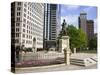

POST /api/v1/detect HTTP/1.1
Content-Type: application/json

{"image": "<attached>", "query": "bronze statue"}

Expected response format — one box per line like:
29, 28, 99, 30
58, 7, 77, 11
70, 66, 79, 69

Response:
61, 19, 67, 36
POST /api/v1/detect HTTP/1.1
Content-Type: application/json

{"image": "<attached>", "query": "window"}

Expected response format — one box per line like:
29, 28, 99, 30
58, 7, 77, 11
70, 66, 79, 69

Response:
23, 34, 25, 38
16, 33, 19, 37
23, 24, 25, 27
16, 23, 20, 26
24, 13, 26, 17
27, 35, 28, 38
24, 3, 27, 7
27, 16, 29, 19
15, 39, 19, 43
22, 40, 25, 43
27, 25, 28, 29
23, 29, 25, 32
17, 2, 21, 6
24, 8, 27, 12
17, 7, 21, 11
16, 28, 19, 32
28, 11, 29, 14
30, 13, 31, 16
17, 12, 20, 16
17, 17, 20, 21
28, 7, 29, 10
23, 18, 26, 23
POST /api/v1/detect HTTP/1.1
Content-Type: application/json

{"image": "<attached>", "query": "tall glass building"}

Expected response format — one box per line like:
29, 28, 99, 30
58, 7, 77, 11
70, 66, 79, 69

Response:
78, 12, 94, 40
78, 12, 87, 33
43, 4, 61, 49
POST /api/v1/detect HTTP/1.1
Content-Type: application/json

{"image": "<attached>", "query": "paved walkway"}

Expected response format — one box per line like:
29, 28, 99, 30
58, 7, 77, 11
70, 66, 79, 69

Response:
15, 64, 97, 73
15, 53, 97, 74
71, 53, 97, 59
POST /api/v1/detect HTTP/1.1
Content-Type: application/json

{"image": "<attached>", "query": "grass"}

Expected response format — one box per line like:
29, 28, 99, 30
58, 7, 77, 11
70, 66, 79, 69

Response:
77, 50, 97, 54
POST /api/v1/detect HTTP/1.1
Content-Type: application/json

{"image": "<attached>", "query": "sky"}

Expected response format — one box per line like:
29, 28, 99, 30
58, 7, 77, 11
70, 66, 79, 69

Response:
61, 5, 97, 33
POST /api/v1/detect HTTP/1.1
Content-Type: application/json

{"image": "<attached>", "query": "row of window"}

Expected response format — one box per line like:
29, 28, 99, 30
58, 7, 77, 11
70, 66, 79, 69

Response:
37, 41, 43, 45
24, 39, 40, 44
17, 2, 21, 6
12, 39, 19, 43
22, 17, 43, 31
12, 39, 32, 44
12, 37, 43, 45
26, 40, 32, 44
16, 3, 43, 18
15, 26, 42, 37
15, 33, 32, 39
23, 15, 42, 26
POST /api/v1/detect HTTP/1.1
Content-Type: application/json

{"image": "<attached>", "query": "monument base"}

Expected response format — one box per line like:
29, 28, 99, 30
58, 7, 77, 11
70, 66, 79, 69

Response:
58, 36, 70, 53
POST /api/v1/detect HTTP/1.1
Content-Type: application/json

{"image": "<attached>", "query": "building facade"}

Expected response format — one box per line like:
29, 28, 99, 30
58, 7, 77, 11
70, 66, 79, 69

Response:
43, 4, 61, 49
87, 20, 94, 40
11, 2, 44, 52
78, 12, 87, 33
78, 12, 94, 40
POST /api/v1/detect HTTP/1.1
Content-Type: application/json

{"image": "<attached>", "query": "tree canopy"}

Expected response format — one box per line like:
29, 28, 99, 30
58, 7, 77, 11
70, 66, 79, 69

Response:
89, 34, 97, 50
59, 25, 88, 49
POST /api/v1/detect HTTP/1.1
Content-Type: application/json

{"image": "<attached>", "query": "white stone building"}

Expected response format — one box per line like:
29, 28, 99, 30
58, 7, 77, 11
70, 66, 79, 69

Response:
11, 2, 44, 52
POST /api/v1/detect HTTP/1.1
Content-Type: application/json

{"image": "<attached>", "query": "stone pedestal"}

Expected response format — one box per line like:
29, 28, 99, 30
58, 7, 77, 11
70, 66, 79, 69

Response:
58, 36, 70, 53
64, 48, 70, 65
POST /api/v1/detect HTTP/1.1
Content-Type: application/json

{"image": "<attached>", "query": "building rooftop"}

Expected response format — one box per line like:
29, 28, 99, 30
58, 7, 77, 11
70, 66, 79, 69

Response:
80, 11, 87, 15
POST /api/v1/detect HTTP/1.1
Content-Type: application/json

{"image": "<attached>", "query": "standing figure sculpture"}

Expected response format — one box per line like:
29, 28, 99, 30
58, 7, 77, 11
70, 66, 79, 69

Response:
61, 19, 68, 36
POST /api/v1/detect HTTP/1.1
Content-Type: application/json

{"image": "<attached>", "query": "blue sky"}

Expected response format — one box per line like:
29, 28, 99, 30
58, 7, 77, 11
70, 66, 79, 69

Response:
61, 5, 97, 33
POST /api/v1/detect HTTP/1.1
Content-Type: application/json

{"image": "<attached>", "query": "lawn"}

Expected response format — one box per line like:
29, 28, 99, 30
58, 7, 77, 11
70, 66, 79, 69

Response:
77, 50, 97, 54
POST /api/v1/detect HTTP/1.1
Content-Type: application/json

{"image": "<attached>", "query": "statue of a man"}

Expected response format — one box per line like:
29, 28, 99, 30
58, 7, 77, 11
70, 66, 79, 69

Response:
61, 19, 67, 35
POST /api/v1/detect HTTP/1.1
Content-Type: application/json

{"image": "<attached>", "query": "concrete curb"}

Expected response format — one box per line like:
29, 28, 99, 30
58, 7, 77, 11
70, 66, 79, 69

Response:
15, 64, 66, 70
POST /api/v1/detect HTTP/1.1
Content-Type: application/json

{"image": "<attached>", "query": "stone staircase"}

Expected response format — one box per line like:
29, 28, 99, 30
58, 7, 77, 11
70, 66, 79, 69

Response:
55, 55, 97, 67
70, 58, 85, 66
70, 56, 97, 66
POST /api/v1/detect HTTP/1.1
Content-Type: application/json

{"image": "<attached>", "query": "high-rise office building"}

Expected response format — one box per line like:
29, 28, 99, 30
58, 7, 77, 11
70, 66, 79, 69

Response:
78, 12, 94, 40
87, 20, 94, 40
11, 2, 44, 52
78, 12, 87, 33
43, 4, 61, 49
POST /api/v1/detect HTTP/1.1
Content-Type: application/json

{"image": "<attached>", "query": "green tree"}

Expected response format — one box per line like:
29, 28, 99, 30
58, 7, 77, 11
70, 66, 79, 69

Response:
78, 29, 88, 49
89, 34, 97, 50
59, 25, 88, 50
67, 25, 79, 49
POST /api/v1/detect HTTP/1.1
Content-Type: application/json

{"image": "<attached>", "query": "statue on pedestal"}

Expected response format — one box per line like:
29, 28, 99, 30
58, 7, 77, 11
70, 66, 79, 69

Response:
61, 19, 68, 36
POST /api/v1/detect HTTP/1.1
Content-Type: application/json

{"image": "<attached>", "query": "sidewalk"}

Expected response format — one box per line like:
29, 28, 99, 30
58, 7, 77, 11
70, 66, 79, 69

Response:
15, 53, 97, 73
15, 63, 97, 73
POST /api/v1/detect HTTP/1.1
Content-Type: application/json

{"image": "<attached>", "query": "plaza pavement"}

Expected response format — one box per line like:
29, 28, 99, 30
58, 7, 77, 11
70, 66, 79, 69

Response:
15, 64, 97, 73
15, 53, 97, 74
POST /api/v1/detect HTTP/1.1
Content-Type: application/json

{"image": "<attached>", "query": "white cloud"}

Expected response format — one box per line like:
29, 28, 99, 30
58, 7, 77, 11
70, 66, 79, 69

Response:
66, 5, 80, 10
61, 15, 79, 28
